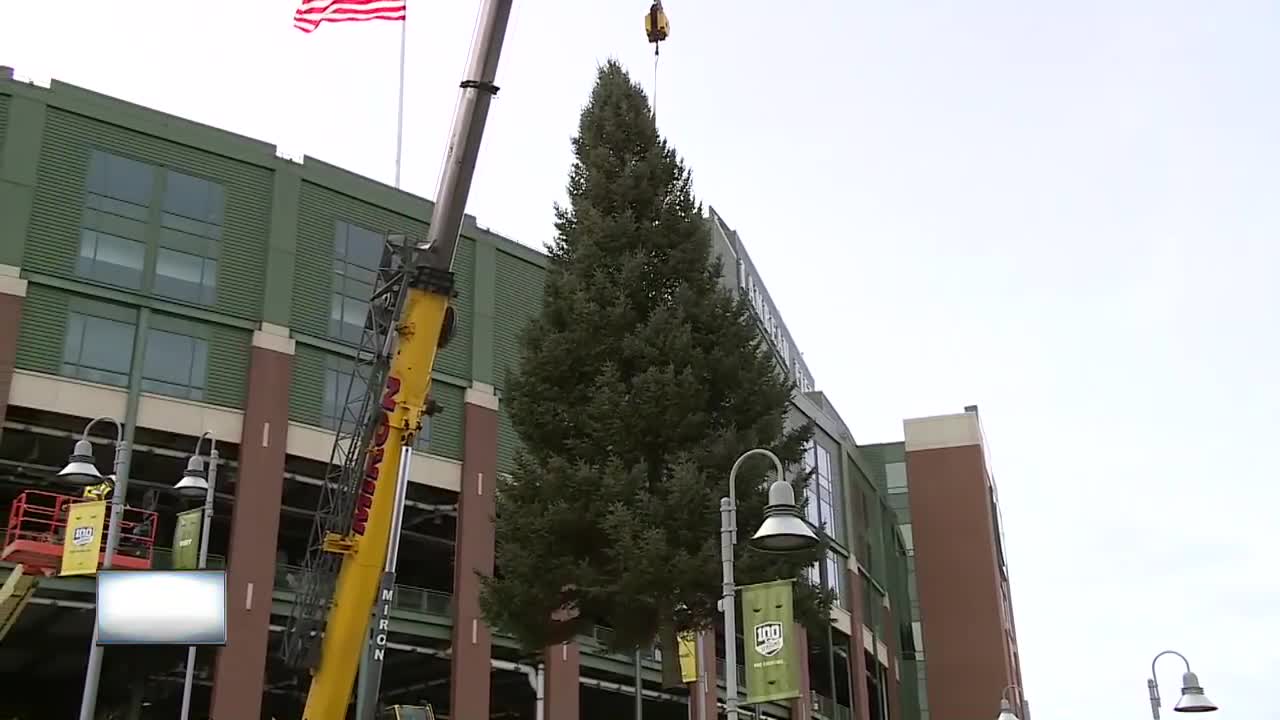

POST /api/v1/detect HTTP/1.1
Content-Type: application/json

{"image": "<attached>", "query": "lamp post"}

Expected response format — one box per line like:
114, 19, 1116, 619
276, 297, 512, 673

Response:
174, 431, 219, 720
994, 684, 1026, 720
1148, 650, 1218, 718
723, 448, 820, 720
56, 416, 130, 720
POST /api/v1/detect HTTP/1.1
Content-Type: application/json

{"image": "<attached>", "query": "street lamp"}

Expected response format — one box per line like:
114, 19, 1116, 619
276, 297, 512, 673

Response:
1149, 650, 1218, 718
722, 448, 820, 720
55, 416, 130, 720
994, 684, 1026, 720
175, 431, 219, 720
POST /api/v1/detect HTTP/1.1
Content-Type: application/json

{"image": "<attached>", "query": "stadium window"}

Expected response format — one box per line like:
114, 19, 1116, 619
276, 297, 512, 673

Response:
156, 169, 223, 305
331, 221, 384, 344
141, 327, 209, 401
62, 311, 137, 387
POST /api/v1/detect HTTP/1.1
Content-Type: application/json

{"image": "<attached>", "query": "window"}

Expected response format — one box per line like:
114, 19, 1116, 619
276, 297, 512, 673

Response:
803, 439, 843, 539
156, 169, 222, 305
141, 328, 208, 400
323, 355, 430, 451
331, 221, 385, 344
78, 151, 223, 306
62, 312, 137, 387
886, 462, 908, 493
79, 151, 152, 289
322, 356, 369, 431
899, 524, 914, 553
807, 548, 850, 609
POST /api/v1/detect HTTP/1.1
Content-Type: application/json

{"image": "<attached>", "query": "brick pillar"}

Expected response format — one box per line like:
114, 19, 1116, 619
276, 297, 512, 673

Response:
449, 384, 498, 718
790, 623, 813, 720
210, 325, 295, 719
847, 569, 871, 720
543, 641, 580, 720
0, 267, 27, 436
687, 630, 718, 720
883, 605, 902, 720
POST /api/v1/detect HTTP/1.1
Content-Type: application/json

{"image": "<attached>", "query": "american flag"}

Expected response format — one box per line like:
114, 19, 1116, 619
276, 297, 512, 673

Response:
294, 0, 407, 33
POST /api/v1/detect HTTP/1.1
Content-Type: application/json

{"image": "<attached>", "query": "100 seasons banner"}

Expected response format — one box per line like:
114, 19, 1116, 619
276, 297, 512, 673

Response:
742, 579, 801, 705
59, 500, 107, 576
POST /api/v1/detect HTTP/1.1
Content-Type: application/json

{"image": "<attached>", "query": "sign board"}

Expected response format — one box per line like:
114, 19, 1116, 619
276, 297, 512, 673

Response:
677, 630, 699, 683
171, 508, 203, 570
97, 569, 227, 645
59, 501, 107, 576
742, 579, 801, 705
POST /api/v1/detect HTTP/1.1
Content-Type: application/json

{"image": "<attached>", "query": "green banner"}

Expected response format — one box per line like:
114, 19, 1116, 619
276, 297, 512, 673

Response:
742, 579, 801, 705
171, 508, 203, 570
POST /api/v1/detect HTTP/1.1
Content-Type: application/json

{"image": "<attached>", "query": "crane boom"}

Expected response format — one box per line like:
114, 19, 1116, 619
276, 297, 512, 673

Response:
280, 1, 516, 718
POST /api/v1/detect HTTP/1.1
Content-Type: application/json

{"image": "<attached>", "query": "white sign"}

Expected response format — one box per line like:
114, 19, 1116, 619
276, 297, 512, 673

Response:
754, 621, 785, 657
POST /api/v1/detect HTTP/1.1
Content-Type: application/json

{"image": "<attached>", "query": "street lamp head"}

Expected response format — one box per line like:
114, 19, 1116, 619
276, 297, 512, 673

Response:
174, 455, 209, 499
1174, 672, 1217, 713
57, 439, 104, 486
749, 479, 820, 553
995, 698, 1020, 720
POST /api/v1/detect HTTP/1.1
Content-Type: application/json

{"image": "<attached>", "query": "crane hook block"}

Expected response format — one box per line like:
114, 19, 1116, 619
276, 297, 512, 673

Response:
645, 1, 669, 45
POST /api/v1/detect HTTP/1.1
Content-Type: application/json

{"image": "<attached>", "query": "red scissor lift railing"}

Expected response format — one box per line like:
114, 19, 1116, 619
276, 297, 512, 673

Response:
1, 490, 157, 576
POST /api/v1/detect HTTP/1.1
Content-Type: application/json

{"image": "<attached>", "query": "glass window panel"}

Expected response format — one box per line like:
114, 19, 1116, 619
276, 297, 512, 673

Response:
144, 329, 197, 385
201, 258, 218, 305
162, 212, 222, 241
80, 317, 135, 374
78, 230, 144, 289
886, 462, 908, 492
142, 329, 208, 400
159, 226, 215, 255
414, 417, 431, 451
84, 206, 148, 241
63, 313, 136, 387
345, 224, 385, 268
89, 151, 155, 206
86, 193, 149, 223
63, 314, 85, 366
155, 248, 217, 305
163, 170, 225, 225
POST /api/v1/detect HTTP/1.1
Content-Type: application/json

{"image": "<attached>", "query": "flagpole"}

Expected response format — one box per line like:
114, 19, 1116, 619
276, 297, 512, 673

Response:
394, 15, 407, 188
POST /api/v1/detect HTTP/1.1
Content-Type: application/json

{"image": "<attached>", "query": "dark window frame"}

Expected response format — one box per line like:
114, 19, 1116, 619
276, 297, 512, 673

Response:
77, 149, 224, 307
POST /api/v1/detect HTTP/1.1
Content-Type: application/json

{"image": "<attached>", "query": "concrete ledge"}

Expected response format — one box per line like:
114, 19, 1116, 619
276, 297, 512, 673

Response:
286, 422, 462, 492
9, 371, 127, 422
830, 607, 853, 635
138, 393, 244, 444
8, 372, 462, 491
903, 411, 982, 452
0, 265, 28, 297
464, 383, 499, 411
252, 323, 296, 356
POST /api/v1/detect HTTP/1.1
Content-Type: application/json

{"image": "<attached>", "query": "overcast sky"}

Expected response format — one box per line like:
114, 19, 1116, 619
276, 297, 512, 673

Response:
4, 0, 1277, 717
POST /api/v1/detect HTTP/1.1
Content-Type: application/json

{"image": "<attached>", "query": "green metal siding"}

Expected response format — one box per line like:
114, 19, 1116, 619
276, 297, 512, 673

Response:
207, 325, 251, 408
25, 108, 271, 319
428, 381, 464, 461
0, 94, 8, 149
491, 249, 545, 388
289, 344, 326, 426
436, 237, 474, 379
15, 284, 68, 374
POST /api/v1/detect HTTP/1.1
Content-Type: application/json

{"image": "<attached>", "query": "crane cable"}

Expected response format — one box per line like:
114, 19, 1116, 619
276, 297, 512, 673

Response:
645, 1, 669, 117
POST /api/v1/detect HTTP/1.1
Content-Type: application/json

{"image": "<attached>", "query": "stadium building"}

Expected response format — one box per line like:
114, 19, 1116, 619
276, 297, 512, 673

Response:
0, 68, 987, 720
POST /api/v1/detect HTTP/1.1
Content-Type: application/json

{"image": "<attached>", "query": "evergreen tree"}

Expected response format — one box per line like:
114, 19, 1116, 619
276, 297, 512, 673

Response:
480, 60, 828, 656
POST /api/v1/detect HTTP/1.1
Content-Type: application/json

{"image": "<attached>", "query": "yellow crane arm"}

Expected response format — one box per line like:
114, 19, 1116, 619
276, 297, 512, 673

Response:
301, 287, 450, 719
